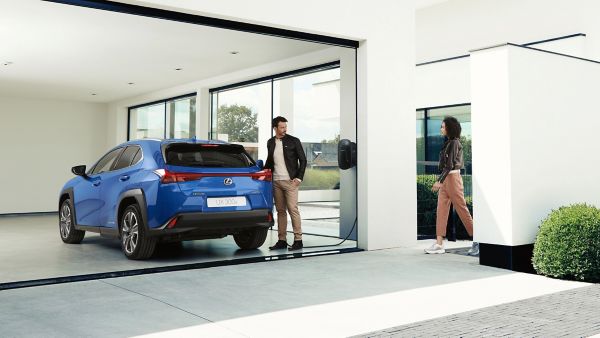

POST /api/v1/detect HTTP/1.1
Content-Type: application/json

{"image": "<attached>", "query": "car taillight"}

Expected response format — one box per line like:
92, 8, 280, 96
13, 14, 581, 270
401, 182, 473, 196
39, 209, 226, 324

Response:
250, 169, 272, 181
154, 169, 204, 183
267, 212, 273, 222
166, 216, 178, 229
154, 169, 272, 183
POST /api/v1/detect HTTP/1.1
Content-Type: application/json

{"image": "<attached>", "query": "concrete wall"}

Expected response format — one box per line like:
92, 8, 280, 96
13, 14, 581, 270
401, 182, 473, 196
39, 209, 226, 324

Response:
0, 97, 108, 213
471, 44, 600, 246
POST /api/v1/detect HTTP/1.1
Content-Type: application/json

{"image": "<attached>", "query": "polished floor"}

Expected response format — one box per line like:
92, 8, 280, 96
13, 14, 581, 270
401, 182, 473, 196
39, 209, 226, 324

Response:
0, 203, 355, 286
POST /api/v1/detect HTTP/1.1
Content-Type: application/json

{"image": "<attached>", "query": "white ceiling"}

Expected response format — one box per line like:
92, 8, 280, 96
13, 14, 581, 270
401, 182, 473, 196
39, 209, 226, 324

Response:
0, 0, 329, 103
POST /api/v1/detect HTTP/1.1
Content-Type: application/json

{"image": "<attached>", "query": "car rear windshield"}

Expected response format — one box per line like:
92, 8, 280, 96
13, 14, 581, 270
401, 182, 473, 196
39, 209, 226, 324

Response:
164, 143, 254, 168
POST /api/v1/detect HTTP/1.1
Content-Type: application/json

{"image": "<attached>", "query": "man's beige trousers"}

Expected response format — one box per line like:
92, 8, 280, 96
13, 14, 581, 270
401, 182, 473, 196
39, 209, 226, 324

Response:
273, 180, 302, 241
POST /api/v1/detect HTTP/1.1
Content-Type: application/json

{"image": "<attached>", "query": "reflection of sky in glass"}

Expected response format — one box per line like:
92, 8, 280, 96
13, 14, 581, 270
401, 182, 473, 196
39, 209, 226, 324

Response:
135, 103, 164, 139
428, 105, 471, 138
217, 82, 270, 117
173, 98, 190, 138
275, 68, 340, 142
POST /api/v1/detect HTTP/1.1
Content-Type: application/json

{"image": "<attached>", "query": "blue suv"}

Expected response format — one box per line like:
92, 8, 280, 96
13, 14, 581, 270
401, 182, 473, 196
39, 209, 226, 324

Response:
59, 139, 274, 259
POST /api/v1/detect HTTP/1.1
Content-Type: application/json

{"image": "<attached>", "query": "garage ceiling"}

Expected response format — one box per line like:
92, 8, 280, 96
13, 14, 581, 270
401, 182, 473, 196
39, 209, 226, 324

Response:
0, 0, 328, 103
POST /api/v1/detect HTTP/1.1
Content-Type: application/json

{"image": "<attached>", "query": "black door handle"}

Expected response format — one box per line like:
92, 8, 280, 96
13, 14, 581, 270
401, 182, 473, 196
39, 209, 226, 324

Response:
119, 175, 130, 182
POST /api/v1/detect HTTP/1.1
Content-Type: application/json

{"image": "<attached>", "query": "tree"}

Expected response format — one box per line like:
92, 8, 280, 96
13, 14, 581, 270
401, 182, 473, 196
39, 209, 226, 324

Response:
217, 104, 258, 142
321, 134, 340, 144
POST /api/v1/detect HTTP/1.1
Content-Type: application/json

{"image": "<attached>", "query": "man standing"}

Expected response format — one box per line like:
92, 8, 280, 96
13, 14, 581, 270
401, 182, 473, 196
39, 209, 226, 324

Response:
265, 116, 307, 251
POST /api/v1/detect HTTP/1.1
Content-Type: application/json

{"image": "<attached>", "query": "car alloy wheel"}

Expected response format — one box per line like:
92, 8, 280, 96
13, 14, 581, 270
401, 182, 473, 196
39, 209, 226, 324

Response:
122, 210, 139, 255
59, 203, 72, 239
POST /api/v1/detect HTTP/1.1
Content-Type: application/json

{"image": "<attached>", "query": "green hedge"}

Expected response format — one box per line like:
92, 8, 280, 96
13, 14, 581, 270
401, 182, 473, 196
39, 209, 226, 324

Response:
300, 168, 340, 191
532, 204, 600, 282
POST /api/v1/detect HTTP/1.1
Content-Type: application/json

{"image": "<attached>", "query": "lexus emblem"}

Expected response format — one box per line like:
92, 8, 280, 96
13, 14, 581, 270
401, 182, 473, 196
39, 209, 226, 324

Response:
223, 178, 233, 185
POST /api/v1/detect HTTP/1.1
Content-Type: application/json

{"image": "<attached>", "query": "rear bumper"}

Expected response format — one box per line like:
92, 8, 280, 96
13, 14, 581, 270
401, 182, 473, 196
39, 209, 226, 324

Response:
148, 209, 274, 237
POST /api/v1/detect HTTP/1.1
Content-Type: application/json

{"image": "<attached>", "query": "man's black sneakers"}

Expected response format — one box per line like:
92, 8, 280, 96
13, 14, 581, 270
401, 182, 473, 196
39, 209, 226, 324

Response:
288, 240, 303, 251
269, 240, 288, 250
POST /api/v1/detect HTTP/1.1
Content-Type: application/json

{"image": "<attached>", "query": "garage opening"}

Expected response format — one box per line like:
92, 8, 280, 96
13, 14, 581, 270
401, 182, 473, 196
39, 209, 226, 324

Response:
0, 0, 359, 289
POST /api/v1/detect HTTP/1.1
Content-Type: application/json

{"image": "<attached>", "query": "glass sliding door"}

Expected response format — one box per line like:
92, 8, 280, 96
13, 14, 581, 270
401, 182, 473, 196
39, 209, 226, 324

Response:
272, 67, 341, 238
209, 63, 348, 241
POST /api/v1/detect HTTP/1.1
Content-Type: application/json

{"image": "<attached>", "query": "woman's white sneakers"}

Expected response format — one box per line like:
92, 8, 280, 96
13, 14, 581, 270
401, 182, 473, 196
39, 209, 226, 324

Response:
467, 242, 480, 256
424, 242, 445, 254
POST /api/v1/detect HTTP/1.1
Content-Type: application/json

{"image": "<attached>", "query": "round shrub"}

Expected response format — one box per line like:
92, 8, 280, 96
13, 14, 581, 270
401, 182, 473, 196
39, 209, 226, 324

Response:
532, 203, 600, 282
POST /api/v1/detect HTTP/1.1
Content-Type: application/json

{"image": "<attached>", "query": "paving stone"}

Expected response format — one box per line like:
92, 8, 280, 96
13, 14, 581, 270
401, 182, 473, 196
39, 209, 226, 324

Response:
352, 285, 600, 338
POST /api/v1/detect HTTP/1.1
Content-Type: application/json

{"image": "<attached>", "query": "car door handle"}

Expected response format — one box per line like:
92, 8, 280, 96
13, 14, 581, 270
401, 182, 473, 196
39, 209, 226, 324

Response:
93, 181, 101, 187
119, 175, 130, 182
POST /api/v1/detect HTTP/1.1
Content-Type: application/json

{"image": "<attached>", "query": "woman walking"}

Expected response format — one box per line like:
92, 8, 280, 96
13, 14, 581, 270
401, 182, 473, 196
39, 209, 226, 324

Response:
424, 116, 478, 255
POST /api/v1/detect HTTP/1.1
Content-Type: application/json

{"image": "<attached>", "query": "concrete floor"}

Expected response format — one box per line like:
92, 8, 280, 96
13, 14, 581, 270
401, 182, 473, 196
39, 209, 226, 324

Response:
0, 203, 354, 285
0, 245, 588, 337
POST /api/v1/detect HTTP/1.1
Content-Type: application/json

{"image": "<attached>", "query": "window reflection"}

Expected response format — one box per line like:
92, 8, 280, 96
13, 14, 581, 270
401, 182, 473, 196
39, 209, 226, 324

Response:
128, 94, 196, 140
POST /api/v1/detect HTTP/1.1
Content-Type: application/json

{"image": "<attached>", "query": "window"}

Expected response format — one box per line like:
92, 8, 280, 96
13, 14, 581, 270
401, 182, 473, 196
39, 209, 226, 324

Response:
131, 148, 142, 166
210, 62, 341, 191
273, 68, 341, 191
128, 94, 196, 140
416, 110, 426, 174
165, 144, 253, 168
210, 82, 268, 161
169, 96, 196, 139
91, 148, 123, 175
416, 104, 471, 173
113, 146, 141, 171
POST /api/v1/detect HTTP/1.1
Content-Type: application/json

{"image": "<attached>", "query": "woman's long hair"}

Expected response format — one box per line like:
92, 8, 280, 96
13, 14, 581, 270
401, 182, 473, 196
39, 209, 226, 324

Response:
443, 116, 462, 140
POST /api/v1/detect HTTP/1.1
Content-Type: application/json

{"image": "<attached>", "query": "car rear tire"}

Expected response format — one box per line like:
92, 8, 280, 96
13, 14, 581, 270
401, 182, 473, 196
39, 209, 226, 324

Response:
120, 204, 157, 260
233, 227, 268, 249
59, 199, 85, 244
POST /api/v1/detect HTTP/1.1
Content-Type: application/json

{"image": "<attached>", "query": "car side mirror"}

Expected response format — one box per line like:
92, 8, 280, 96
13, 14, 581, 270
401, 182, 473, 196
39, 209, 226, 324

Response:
338, 139, 357, 170
72, 165, 88, 177
256, 159, 264, 169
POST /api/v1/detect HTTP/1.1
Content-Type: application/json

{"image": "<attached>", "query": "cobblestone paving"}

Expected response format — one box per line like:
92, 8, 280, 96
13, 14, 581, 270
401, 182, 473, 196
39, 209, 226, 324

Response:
353, 284, 600, 338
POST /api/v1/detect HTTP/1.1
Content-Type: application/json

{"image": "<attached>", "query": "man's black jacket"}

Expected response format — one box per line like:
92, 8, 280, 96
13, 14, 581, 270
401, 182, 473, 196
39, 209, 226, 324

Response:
264, 134, 307, 181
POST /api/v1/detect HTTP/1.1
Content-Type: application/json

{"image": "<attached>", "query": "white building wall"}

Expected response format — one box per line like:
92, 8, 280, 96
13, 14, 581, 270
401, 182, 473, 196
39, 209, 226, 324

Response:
470, 47, 514, 245
0, 97, 108, 213
415, 57, 470, 109
415, 35, 586, 109
471, 44, 600, 246
120, 0, 417, 250
416, 0, 600, 63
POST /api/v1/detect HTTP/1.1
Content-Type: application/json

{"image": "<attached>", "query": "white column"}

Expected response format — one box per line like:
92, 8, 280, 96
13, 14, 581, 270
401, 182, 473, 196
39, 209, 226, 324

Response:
470, 45, 514, 246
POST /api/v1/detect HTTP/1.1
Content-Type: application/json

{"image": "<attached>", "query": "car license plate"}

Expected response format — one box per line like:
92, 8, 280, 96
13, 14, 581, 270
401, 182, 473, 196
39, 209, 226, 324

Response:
207, 196, 247, 207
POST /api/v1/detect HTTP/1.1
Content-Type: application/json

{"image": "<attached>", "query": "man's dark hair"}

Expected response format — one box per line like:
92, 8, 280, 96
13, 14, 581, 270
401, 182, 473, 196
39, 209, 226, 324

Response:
272, 116, 288, 128
443, 116, 462, 139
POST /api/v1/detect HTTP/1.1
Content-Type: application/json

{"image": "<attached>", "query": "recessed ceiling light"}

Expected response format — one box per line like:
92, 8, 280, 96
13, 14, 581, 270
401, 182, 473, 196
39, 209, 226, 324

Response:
2, 61, 13, 66
175, 68, 182, 71
230, 51, 239, 55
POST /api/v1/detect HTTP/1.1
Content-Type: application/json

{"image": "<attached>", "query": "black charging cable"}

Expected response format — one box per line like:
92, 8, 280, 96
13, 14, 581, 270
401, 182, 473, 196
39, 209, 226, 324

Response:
295, 216, 358, 249
269, 217, 358, 249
